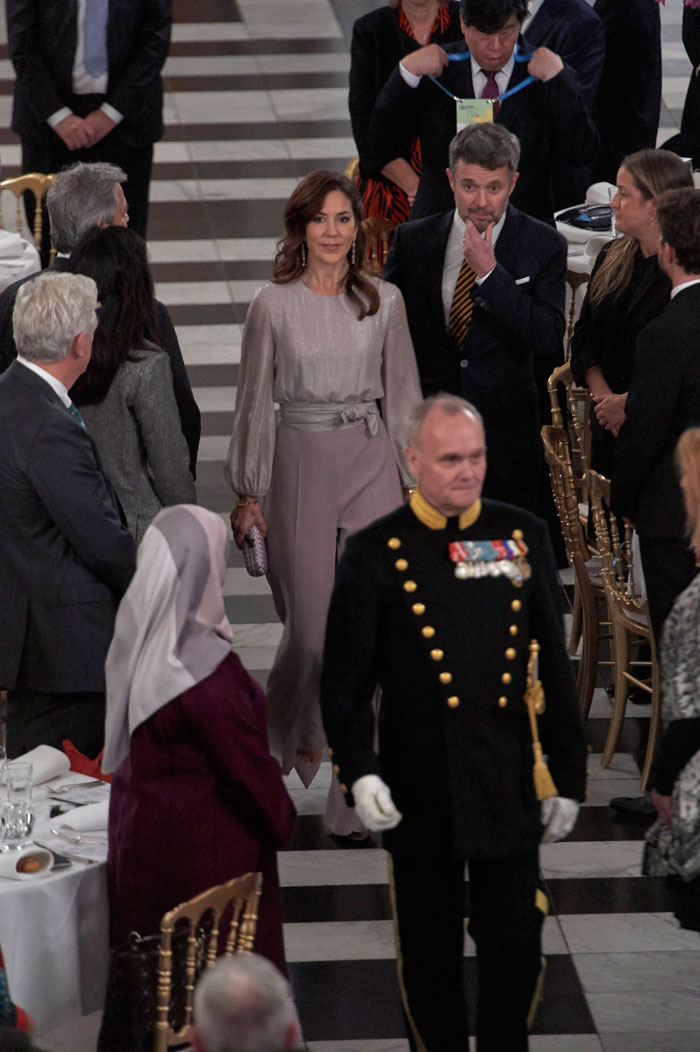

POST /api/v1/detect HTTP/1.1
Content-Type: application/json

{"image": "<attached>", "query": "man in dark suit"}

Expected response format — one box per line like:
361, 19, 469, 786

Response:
612, 187, 700, 641
0, 271, 136, 757
371, 0, 599, 222
384, 123, 567, 512
593, 0, 662, 183
0, 161, 201, 476
6, 0, 172, 242
322, 396, 586, 1052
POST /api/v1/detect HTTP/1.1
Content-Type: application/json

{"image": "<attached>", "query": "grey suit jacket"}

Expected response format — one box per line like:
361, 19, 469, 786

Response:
0, 360, 136, 691
80, 349, 196, 543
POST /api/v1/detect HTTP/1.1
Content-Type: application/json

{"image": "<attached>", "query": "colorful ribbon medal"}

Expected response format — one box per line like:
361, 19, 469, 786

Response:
448, 537, 531, 582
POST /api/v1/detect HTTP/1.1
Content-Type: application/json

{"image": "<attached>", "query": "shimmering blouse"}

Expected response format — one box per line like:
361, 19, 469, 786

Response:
225, 277, 421, 495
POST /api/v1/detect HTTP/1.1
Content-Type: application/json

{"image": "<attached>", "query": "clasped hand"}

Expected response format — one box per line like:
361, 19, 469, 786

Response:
593, 391, 627, 436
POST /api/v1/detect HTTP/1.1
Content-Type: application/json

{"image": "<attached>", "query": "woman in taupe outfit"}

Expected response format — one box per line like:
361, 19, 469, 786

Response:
71, 227, 195, 543
226, 171, 421, 837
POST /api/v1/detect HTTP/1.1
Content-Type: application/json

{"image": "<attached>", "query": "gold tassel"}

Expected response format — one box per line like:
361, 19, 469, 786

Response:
524, 640, 558, 801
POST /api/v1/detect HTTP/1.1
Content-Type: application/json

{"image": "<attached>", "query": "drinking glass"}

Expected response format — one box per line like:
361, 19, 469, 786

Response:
3, 762, 33, 848
608, 185, 618, 238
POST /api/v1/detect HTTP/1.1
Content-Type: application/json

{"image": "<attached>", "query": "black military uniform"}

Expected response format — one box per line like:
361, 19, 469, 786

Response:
321, 492, 587, 1052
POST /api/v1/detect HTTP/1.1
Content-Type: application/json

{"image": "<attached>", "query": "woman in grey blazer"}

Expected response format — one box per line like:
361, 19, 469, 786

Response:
71, 227, 195, 542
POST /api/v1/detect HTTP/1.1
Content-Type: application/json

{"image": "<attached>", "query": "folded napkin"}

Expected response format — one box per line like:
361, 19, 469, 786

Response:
13, 745, 70, 785
60, 799, 109, 832
0, 230, 24, 258
0, 846, 53, 880
585, 181, 616, 206
63, 739, 112, 783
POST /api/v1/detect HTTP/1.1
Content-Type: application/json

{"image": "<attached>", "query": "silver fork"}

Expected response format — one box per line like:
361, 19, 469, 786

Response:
45, 779, 105, 794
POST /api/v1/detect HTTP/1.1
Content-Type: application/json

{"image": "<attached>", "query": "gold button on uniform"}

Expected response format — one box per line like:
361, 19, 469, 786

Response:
439, 671, 453, 684
340, 784, 348, 793
387, 538, 401, 549
512, 529, 523, 540
511, 599, 522, 612
505, 647, 516, 660
395, 558, 408, 571
509, 625, 518, 636
447, 696, 460, 709
430, 649, 444, 662
498, 696, 508, 708
502, 672, 512, 684
412, 603, 425, 616
332, 764, 340, 773
328, 747, 333, 757
404, 580, 417, 593
421, 625, 435, 638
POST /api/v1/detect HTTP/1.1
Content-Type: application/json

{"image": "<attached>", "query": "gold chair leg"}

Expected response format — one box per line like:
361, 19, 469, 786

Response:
568, 582, 583, 656
601, 623, 629, 768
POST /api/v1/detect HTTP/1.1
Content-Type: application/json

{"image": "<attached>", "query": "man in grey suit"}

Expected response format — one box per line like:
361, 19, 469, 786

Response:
0, 271, 136, 757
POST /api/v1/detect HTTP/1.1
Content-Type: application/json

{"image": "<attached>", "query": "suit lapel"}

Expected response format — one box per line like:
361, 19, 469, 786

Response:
427, 212, 455, 334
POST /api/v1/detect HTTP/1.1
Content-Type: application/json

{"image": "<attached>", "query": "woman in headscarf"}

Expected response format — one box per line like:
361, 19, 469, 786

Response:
101, 504, 295, 971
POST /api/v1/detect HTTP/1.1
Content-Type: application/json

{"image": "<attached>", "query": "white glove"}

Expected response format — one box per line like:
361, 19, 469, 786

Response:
540, 796, 579, 843
351, 774, 403, 832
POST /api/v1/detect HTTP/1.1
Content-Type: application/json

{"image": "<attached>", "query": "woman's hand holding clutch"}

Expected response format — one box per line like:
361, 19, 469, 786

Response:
230, 498, 267, 550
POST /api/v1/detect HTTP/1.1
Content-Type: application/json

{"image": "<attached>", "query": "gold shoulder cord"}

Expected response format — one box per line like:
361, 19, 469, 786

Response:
524, 640, 558, 801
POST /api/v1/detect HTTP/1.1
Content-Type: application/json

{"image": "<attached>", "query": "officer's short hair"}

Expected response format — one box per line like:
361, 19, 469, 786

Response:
13, 272, 98, 363
449, 124, 520, 176
406, 395, 484, 448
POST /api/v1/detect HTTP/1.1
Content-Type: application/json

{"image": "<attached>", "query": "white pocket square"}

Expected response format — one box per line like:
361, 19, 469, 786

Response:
515, 276, 531, 285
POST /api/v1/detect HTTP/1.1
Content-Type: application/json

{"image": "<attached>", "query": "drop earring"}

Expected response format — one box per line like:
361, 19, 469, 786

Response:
351, 238, 357, 266
301, 242, 307, 267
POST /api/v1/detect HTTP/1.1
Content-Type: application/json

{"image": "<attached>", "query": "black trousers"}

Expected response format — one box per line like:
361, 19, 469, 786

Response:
6, 688, 106, 759
388, 846, 544, 1052
639, 536, 698, 643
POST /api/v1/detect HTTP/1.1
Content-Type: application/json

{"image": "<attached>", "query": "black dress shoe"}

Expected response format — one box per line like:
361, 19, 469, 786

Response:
609, 793, 656, 818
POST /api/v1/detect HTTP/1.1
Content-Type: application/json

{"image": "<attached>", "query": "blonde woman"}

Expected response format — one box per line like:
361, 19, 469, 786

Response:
570, 148, 693, 474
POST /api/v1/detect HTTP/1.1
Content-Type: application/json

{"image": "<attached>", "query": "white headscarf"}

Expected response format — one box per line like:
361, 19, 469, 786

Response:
102, 504, 234, 773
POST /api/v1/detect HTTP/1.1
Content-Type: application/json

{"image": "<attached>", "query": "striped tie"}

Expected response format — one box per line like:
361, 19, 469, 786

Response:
448, 260, 477, 345
68, 401, 86, 428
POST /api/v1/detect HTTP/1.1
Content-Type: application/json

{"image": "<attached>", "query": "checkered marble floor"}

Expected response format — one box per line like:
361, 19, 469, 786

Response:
2, 0, 699, 1048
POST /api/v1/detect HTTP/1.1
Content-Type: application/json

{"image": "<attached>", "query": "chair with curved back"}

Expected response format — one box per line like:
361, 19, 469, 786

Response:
588, 470, 660, 789
345, 157, 360, 187
542, 424, 610, 719
565, 266, 590, 361
0, 173, 54, 251
153, 871, 262, 1052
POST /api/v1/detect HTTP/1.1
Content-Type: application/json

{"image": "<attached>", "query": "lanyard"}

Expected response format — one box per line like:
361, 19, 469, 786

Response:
428, 43, 535, 104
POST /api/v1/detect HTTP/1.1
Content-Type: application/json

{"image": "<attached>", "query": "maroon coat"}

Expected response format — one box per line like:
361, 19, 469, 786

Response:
107, 652, 295, 973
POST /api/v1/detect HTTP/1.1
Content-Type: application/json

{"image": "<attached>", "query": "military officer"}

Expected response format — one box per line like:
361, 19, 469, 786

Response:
321, 395, 586, 1052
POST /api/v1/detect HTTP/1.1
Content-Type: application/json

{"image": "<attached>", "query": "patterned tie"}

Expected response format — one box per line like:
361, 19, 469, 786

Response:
448, 260, 477, 345
68, 401, 86, 428
84, 0, 109, 78
480, 70, 501, 118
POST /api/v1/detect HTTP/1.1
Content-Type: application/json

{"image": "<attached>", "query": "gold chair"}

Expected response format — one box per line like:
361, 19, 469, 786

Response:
345, 157, 360, 187
547, 362, 592, 499
542, 425, 610, 719
153, 871, 262, 1052
361, 215, 397, 275
565, 266, 589, 361
0, 172, 54, 251
588, 471, 660, 788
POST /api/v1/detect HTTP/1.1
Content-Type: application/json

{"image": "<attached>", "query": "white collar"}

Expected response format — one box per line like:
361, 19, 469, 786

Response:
671, 278, 700, 299
16, 356, 71, 407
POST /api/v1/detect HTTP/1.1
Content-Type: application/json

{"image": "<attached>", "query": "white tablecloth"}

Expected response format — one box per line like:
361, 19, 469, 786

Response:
0, 239, 40, 294
0, 775, 110, 1035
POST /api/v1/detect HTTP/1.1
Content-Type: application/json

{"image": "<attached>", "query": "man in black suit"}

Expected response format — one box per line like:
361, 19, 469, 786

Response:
322, 396, 586, 1052
0, 271, 136, 757
612, 188, 700, 641
6, 0, 172, 241
0, 161, 201, 476
385, 123, 567, 512
371, 0, 599, 222
593, 0, 662, 183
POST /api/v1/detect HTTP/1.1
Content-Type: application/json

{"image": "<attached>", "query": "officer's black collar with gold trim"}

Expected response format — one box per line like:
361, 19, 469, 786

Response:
409, 489, 481, 531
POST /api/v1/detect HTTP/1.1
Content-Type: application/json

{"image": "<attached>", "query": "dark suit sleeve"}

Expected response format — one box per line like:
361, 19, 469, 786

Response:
529, 521, 587, 801
155, 300, 200, 476
476, 229, 566, 370
0, 282, 20, 375
539, 63, 600, 163
27, 415, 136, 598
321, 533, 384, 800
6, 0, 67, 122
104, 0, 172, 119
349, 17, 382, 173
370, 66, 420, 177
548, 14, 605, 108
382, 222, 405, 288
569, 246, 609, 386
611, 319, 680, 520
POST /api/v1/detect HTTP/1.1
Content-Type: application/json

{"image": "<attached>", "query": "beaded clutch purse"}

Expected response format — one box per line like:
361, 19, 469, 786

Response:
242, 525, 267, 577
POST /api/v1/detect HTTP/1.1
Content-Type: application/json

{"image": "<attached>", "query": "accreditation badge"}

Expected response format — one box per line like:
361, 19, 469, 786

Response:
456, 98, 494, 131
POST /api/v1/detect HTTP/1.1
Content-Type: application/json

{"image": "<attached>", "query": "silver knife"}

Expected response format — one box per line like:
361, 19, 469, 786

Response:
34, 841, 99, 865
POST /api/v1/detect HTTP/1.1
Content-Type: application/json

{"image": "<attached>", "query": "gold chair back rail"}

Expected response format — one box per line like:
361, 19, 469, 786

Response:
0, 173, 54, 251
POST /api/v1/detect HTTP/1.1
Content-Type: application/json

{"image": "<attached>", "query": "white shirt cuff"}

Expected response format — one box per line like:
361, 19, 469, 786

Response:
47, 107, 73, 128
100, 102, 123, 124
399, 62, 422, 89
475, 267, 495, 285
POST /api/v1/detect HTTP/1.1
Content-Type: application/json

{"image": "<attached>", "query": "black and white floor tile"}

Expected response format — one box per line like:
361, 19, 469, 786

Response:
1, 0, 699, 1047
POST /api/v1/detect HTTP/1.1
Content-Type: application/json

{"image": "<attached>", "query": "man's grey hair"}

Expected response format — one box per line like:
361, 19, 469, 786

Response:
449, 124, 521, 176
46, 161, 126, 253
193, 955, 293, 1052
13, 272, 99, 363
406, 394, 484, 448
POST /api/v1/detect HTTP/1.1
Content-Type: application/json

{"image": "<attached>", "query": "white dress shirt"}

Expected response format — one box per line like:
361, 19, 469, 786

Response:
671, 278, 700, 299
442, 207, 507, 325
399, 53, 515, 97
16, 356, 71, 408
47, 0, 123, 129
